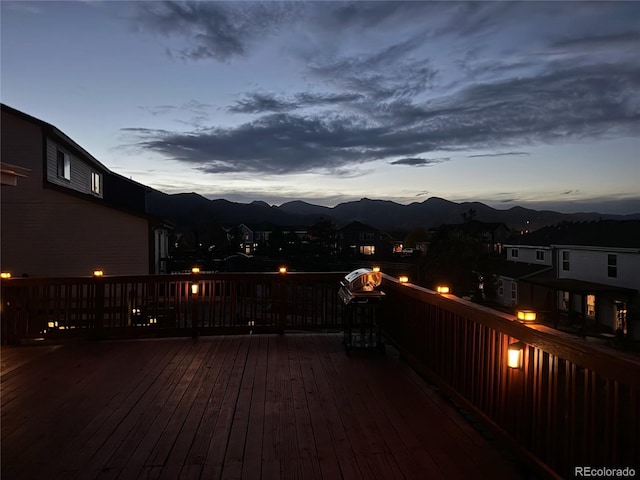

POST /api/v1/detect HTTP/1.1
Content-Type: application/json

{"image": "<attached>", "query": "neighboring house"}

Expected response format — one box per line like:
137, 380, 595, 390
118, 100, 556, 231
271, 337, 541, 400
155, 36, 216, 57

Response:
336, 221, 391, 257
238, 223, 274, 255
499, 221, 640, 338
1, 104, 170, 276
238, 223, 310, 255
454, 220, 511, 255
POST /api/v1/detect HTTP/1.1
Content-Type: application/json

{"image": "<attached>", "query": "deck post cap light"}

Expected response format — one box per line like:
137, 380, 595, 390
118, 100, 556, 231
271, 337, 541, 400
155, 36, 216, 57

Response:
191, 266, 201, 274
92, 270, 104, 277
279, 266, 287, 274
517, 310, 537, 322
372, 266, 381, 273
436, 285, 450, 294
0, 272, 12, 279
398, 275, 409, 284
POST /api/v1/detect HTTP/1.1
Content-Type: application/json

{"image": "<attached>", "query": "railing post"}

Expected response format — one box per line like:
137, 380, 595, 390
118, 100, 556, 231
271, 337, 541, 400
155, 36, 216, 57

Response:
1, 287, 16, 345
278, 275, 287, 333
94, 277, 105, 340
191, 273, 199, 338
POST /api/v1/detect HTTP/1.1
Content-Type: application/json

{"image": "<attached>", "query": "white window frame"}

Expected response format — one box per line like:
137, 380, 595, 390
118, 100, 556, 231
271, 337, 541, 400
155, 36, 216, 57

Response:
562, 251, 570, 271
91, 171, 101, 195
57, 150, 70, 180
536, 250, 545, 261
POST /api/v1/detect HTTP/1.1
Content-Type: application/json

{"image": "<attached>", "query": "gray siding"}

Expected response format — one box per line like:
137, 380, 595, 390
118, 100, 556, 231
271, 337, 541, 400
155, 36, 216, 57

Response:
46, 138, 103, 199
2, 108, 148, 277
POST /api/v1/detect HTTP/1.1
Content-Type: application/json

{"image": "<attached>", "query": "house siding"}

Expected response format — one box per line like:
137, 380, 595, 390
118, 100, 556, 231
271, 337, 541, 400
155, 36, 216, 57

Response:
557, 248, 640, 290
506, 245, 552, 266
1, 106, 149, 277
46, 138, 103, 198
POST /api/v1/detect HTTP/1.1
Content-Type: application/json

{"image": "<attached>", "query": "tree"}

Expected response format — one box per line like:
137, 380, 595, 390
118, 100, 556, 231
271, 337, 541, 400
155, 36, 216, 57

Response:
404, 227, 428, 248
309, 218, 336, 256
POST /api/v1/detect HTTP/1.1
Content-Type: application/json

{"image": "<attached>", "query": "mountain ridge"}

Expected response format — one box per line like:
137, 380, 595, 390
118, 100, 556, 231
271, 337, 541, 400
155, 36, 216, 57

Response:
146, 189, 640, 233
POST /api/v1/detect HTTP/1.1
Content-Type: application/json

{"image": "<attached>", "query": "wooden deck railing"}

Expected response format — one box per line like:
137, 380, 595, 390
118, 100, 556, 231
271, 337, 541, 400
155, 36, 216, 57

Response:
0, 272, 345, 341
379, 274, 640, 479
2, 271, 639, 478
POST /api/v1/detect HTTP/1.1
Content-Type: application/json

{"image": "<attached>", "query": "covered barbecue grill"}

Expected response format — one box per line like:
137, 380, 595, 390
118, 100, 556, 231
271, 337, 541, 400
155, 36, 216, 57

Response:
339, 268, 385, 354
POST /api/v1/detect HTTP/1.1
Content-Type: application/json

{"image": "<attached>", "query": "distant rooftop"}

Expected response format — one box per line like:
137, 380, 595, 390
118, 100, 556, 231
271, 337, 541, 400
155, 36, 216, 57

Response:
507, 220, 640, 249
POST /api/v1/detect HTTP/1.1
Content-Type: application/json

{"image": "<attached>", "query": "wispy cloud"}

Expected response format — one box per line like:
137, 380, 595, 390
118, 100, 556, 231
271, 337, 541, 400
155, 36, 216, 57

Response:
468, 152, 530, 158
390, 157, 448, 167
129, 1, 302, 62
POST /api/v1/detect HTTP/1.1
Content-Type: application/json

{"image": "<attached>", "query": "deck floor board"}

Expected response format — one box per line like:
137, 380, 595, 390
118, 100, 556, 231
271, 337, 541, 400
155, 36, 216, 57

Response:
1, 334, 529, 480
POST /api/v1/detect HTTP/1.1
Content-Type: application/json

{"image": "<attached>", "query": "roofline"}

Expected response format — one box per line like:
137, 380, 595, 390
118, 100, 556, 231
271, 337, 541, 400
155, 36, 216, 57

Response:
1, 103, 110, 173
504, 244, 552, 250
552, 245, 640, 253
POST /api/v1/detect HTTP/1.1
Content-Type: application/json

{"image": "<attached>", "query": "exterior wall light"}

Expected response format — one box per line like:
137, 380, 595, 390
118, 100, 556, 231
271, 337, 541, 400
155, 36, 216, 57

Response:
517, 310, 537, 322
191, 266, 201, 274
92, 270, 104, 277
0, 272, 12, 279
398, 275, 409, 284
507, 341, 525, 369
279, 266, 287, 274
436, 285, 450, 294
191, 282, 199, 295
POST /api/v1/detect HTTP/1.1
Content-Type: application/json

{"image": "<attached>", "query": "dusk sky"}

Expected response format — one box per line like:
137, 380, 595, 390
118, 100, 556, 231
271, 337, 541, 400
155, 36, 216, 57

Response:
2, 1, 639, 214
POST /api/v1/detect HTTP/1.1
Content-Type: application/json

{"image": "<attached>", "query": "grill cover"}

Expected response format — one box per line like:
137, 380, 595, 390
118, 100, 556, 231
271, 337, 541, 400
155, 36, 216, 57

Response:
338, 268, 384, 305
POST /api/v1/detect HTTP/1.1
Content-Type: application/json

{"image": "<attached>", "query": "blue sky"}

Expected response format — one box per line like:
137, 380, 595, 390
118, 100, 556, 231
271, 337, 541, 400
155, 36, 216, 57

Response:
2, 1, 639, 214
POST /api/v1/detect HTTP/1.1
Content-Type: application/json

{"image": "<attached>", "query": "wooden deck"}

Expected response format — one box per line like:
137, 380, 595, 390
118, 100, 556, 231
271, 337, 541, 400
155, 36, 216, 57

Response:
1, 334, 529, 480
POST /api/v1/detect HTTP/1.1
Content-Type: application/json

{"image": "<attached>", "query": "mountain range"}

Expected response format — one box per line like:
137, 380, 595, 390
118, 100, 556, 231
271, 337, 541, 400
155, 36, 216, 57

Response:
146, 190, 640, 233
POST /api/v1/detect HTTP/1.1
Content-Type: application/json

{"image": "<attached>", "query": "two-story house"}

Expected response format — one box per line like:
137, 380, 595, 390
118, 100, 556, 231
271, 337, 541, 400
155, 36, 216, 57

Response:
499, 221, 640, 339
1, 104, 170, 276
336, 221, 393, 258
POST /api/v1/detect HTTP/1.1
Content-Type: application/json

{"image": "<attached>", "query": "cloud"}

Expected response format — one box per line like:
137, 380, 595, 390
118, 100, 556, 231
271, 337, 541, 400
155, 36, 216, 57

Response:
468, 152, 530, 158
125, 59, 640, 175
129, 1, 300, 62
390, 158, 448, 167
123, 2, 640, 177
227, 92, 364, 114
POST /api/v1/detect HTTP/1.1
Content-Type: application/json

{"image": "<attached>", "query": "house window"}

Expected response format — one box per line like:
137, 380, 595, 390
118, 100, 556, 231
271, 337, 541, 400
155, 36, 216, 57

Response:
57, 150, 70, 180
616, 302, 628, 335
511, 282, 517, 301
511, 248, 519, 258
497, 280, 504, 296
359, 245, 375, 255
91, 171, 101, 195
536, 250, 545, 261
586, 295, 596, 317
562, 251, 570, 271
608, 254, 617, 278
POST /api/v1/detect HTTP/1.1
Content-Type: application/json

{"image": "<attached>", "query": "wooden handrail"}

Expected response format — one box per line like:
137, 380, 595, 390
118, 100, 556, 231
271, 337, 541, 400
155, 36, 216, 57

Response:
379, 274, 640, 479
0, 272, 347, 342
